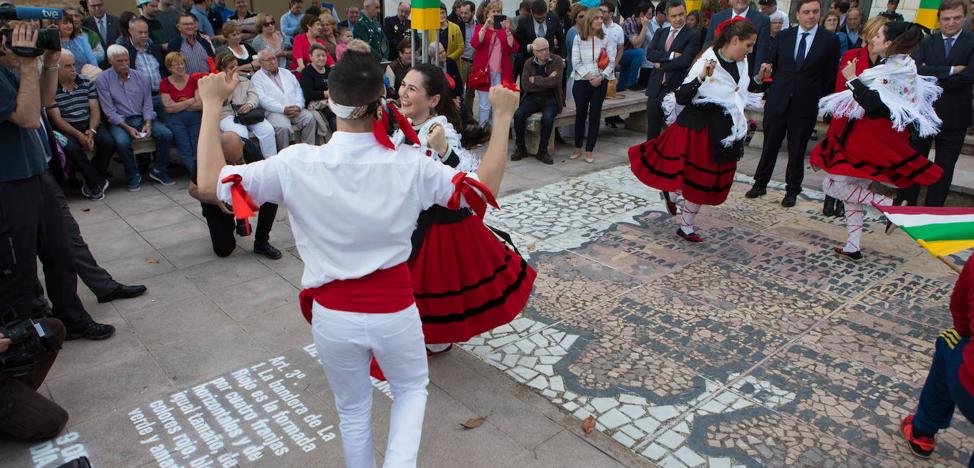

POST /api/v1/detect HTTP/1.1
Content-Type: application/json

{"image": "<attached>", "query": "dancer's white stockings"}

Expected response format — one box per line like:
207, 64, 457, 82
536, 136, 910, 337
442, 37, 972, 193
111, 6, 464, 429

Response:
680, 201, 700, 234
822, 175, 892, 253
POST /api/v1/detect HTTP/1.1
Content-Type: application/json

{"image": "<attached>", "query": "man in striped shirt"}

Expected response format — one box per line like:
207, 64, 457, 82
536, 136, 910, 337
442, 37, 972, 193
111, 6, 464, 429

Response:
47, 50, 115, 200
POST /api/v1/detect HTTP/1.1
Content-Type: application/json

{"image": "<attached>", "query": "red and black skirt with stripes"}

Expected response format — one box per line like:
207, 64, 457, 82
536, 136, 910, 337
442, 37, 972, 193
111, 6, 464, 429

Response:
408, 182, 536, 345
811, 116, 942, 187
628, 123, 738, 206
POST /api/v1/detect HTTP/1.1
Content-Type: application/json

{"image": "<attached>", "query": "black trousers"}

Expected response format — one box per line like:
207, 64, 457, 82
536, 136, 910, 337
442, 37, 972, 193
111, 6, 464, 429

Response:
41, 172, 119, 298
0, 317, 68, 442
0, 175, 92, 329
200, 202, 278, 257
60, 122, 113, 189
645, 94, 666, 140
753, 106, 818, 195
572, 80, 608, 151
513, 93, 559, 153
898, 128, 966, 207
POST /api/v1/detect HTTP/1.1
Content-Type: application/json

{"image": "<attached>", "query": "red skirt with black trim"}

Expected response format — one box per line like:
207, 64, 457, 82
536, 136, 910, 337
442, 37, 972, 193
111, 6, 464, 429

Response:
408, 206, 536, 344
628, 124, 737, 206
811, 116, 942, 188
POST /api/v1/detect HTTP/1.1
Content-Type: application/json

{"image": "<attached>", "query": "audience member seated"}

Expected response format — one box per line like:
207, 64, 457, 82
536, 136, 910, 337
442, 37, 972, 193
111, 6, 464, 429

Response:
336, 24, 352, 60
291, 13, 326, 70
83, 0, 121, 53
252, 49, 317, 148
252, 12, 292, 69
168, 13, 216, 75
48, 51, 115, 200
97, 44, 175, 191
187, 132, 281, 259
227, 0, 259, 40
137, 0, 167, 46
280, 0, 305, 40
384, 38, 412, 99
300, 44, 334, 139
156, 0, 182, 45
57, 14, 100, 78
121, 18, 166, 115
65, 7, 106, 67
190, 0, 217, 36
218, 22, 259, 73
117, 11, 138, 46
512, 37, 563, 165
160, 52, 203, 171
214, 51, 278, 157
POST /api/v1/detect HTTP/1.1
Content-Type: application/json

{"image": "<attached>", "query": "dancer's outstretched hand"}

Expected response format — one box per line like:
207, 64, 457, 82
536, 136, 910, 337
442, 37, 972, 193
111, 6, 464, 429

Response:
488, 84, 520, 121
199, 71, 240, 109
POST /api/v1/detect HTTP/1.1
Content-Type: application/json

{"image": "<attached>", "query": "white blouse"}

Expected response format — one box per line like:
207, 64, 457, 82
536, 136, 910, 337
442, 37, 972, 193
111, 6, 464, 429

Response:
571, 34, 617, 81
392, 115, 481, 173
217, 131, 479, 289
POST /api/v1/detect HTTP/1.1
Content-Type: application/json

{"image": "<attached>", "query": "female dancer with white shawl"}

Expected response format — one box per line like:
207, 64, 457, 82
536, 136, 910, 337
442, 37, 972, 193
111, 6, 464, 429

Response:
628, 18, 763, 242
811, 22, 943, 260
393, 63, 536, 357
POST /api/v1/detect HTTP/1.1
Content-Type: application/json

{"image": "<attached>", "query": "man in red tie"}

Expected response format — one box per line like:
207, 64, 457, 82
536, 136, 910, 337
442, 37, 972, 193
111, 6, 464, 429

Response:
644, 0, 701, 139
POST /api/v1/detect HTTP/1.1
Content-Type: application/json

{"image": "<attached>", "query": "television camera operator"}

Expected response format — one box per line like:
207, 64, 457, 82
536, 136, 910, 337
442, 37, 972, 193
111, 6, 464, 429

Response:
0, 19, 72, 441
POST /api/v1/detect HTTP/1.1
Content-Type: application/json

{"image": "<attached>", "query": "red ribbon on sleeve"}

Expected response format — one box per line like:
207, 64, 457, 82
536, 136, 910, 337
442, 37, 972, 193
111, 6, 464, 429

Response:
446, 172, 498, 218
220, 174, 259, 235
372, 102, 421, 150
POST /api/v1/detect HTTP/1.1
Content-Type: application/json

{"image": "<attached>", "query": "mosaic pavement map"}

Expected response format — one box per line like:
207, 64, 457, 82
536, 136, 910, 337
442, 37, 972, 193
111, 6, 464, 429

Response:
2, 163, 971, 468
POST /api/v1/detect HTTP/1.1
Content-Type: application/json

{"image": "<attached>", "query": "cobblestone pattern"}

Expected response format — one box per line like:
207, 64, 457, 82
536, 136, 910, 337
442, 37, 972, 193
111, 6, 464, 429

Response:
467, 167, 974, 466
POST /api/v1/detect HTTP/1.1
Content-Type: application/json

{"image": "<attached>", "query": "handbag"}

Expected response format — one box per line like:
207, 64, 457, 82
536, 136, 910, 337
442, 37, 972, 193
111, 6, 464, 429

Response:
594, 40, 609, 70
467, 65, 490, 89
233, 104, 265, 125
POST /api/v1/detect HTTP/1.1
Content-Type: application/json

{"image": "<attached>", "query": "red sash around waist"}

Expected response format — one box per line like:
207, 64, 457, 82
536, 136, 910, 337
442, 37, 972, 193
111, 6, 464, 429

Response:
298, 263, 414, 323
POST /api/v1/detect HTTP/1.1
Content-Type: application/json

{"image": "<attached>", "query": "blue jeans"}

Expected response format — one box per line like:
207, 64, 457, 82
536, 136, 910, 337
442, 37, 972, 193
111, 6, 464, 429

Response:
618, 48, 645, 91
152, 94, 166, 123
166, 110, 202, 172
913, 334, 974, 464
109, 116, 173, 178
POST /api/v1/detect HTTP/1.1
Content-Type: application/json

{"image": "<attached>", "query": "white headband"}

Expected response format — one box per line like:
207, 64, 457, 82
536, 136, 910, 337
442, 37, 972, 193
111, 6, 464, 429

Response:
328, 99, 381, 119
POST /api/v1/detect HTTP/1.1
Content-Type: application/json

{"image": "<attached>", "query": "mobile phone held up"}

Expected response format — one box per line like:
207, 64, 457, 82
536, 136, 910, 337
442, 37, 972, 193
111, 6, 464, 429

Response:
493, 14, 506, 29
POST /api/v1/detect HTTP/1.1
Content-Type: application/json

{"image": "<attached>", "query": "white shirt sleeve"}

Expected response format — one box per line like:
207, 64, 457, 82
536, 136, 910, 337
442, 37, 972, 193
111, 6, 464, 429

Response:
251, 72, 286, 113
216, 154, 288, 207
287, 72, 305, 108
603, 37, 617, 78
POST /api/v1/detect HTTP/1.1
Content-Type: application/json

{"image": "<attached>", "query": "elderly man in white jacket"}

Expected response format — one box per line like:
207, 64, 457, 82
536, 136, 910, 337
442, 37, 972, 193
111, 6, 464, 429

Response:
250, 49, 317, 149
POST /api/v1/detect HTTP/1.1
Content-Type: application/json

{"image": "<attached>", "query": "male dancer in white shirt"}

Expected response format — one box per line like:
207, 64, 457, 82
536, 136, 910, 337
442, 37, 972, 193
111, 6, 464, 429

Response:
194, 50, 519, 468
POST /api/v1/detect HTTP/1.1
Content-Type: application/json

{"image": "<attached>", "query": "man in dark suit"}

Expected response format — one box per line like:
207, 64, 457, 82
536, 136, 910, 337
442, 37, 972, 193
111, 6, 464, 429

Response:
514, 0, 566, 78
705, 0, 770, 77
83, 0, 120, 50
899, 0, 974, 207
645, 0, 701, 139
746, 0, 840, 207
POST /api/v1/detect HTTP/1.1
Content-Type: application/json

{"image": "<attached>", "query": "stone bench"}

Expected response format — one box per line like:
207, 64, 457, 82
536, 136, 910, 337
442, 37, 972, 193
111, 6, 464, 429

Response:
524, 91, 648, 154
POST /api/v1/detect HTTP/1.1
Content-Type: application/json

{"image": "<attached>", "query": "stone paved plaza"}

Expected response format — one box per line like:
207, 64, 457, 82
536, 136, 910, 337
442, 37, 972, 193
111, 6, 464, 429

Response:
0, 128, 971, 467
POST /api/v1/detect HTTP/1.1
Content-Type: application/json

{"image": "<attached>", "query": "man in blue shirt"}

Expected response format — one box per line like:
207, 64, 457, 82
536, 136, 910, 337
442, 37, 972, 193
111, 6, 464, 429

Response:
280, 0, 304, 40
190, 0, 216, 36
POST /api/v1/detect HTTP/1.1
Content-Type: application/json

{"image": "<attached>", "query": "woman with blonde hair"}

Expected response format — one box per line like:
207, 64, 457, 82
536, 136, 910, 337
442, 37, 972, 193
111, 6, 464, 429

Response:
571, 8, 615, 163
219, 22, 259, 73
161, 52, 203, 171
318, 11, 340, 59
820, 15, 889, 218
251, 12, 292, 69
470, 1, 518, 126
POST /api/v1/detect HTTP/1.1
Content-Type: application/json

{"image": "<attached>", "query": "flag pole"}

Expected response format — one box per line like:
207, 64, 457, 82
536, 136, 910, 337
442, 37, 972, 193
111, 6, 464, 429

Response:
937, 255, 963, 274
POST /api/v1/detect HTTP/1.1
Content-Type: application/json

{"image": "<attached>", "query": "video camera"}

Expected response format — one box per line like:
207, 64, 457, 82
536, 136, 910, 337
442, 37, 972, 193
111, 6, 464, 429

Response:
0, 318, 58, 378
0, 6, 64, 57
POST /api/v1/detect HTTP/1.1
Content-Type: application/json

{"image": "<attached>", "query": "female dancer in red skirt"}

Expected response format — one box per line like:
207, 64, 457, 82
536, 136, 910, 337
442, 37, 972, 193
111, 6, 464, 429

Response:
628, 18, 764, 242
811, 21, 943, 260
394, 63, 536, 354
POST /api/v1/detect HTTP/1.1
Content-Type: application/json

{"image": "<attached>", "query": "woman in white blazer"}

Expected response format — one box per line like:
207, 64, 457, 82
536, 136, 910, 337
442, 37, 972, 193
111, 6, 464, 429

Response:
570, 8, 616, 163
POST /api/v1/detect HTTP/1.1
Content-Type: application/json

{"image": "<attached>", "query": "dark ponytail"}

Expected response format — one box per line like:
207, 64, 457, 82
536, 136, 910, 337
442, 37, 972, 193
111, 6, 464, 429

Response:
884, 22, 924, 56
411, 63, 463, 131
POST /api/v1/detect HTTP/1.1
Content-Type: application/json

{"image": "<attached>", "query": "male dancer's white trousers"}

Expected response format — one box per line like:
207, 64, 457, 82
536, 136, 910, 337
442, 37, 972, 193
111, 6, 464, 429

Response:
312, 303, 429, 468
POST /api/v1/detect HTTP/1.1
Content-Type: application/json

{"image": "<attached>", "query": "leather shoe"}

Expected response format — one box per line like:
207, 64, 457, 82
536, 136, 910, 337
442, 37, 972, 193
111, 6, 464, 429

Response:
97, 284, 147, 303
781, 194, 797, 208
823, 196, 835, 217
254, 240, 283, 260
535, 150, 554, 165
833, 200, 845, 217
745, 186, 766, 199
66, 321, 116, 341
511, 147, 528, 161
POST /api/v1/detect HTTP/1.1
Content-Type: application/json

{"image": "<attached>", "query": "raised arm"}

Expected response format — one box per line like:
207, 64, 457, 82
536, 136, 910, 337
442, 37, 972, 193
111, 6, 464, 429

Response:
474, 85, 519, 195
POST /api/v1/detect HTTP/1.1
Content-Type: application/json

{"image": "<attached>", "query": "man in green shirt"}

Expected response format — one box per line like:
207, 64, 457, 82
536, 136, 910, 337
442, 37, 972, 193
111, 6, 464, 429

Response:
354, 0, 389, 60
